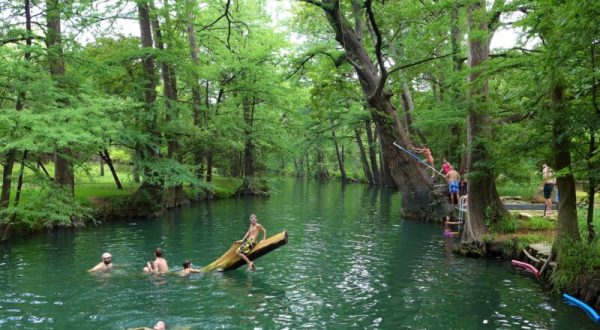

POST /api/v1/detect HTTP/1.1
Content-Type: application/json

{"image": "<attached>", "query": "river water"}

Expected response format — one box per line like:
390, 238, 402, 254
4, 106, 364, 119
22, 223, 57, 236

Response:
0, 179, 596, 329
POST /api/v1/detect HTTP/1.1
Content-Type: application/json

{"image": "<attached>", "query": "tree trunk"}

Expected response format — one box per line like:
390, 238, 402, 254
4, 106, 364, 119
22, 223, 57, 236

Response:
186, 1, 206, 179
99, 149, 123, 190
243, 98, 255, 177
136, 0, 164, 205
150, 1, 187, 207
551, 82, 580, 243
0, 150, 16, 209
309, 1, 447, 220
47, 0, 74, 195
365, 121, 380, 184
202, 231, 288, 272
206, 149, 213, 183
332, 126, 347, 182
450, 3, 465, 169
355, 128, 373, 183
0, 150, 27, 241
315, 149, 329, 180
587, 42, 599, 243
462, 0, 508, 245
375, 123, 397, 189
99, 157, 105, 176
0, 0, 32, 210
587, 132, 596, 243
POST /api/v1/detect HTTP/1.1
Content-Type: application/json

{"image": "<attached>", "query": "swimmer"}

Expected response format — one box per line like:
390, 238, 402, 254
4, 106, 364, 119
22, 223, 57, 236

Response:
179, 260, 202, 276
143, 247, 169, 273
88, 252, 113, 272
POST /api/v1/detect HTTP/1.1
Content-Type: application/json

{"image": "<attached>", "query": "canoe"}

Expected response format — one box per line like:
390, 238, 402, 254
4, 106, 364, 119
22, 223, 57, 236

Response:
203, 230, 288, 272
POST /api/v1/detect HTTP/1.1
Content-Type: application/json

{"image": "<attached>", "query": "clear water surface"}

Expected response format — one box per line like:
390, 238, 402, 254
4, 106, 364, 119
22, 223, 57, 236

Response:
0, 179, 596, 329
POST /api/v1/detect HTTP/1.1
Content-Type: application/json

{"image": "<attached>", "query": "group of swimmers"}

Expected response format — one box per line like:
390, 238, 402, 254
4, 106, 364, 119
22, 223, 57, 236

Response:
88, 214, 268, 275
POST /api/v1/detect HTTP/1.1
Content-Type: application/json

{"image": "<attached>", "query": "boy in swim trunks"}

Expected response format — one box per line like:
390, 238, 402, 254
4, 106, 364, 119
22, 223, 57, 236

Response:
236, 214, 267, 270
411, 145, 435, 176
541, 164, 556, 217
445, 166, 461, 209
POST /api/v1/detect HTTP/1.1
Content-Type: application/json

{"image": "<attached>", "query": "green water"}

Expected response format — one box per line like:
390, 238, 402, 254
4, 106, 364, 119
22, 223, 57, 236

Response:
0, 179, 596, 329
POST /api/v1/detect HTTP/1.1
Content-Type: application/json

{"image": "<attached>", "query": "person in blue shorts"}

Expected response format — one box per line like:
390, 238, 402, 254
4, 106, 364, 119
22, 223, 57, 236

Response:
445, 166, 461, 209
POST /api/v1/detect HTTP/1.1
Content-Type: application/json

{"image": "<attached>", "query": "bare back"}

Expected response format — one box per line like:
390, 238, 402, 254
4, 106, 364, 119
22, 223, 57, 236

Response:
446, 169, 460, 181
153, 257, 168, 273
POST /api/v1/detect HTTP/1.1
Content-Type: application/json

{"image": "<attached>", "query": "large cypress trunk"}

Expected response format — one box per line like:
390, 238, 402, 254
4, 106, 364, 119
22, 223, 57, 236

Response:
461, 0, 508, 246
135, 0, 164, 209
47, 0, 74, 195
150, 0, 188, 208
551, 82, 580, 243
307, 1, 448, 220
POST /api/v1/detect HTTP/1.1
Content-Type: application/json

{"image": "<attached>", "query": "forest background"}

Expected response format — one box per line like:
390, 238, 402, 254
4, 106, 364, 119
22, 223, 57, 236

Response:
0, 0, 599, 292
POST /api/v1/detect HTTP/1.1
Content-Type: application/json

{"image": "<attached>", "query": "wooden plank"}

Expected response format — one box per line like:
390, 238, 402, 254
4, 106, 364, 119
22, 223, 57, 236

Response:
202, 231, 288, 272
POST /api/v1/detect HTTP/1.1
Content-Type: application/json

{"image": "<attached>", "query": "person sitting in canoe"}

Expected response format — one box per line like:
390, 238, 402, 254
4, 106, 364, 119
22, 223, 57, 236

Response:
236, 214, 267, 270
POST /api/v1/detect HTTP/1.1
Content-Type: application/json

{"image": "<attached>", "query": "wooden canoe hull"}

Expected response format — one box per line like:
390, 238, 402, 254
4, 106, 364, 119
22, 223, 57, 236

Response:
203, 230, 288, 272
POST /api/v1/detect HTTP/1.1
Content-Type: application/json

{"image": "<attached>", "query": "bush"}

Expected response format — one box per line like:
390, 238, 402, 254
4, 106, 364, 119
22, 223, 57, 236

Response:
0, 185, 95, 237
552, 238, 600, 290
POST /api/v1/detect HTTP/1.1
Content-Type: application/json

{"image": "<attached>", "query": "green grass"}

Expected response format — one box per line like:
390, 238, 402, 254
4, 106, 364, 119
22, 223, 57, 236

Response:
522, 217, 557, 230
7, 162, 244, 206
496, 178, 539, 200
210, 176, 243, 198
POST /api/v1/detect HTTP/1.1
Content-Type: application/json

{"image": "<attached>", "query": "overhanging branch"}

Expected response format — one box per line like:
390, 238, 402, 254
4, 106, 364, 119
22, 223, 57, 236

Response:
388, 53, 455, 76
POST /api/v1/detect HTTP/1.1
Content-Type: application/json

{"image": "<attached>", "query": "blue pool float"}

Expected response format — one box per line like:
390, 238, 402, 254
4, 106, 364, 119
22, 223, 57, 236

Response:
563, 293, 600, 324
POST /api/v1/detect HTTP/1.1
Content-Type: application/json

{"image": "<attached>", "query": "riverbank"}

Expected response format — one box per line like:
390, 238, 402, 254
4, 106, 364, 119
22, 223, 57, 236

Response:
481, 207, 600, 314
0, 162, 245, 239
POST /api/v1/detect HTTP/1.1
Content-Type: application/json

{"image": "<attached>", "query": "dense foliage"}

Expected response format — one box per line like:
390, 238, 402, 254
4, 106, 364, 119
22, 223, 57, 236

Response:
0, 0, 598, 285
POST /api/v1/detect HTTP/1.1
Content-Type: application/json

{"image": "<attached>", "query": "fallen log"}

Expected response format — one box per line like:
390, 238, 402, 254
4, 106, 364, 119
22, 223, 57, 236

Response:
203, 230, 288, 272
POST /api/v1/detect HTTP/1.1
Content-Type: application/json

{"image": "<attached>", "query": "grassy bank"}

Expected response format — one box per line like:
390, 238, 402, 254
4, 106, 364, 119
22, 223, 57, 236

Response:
488, 206, 600, 293
1, 162, 243, 238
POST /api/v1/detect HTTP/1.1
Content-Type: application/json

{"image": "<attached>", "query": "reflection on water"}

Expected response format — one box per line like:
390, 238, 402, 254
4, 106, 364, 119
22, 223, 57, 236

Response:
0, 179, 596, 329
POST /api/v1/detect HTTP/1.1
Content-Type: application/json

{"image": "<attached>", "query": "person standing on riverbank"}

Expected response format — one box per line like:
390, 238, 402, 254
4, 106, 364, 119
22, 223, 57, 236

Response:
542, 164, 556, 217
89, 252, 113, 272
236, 214, 267, 270
143, 248, 169, 273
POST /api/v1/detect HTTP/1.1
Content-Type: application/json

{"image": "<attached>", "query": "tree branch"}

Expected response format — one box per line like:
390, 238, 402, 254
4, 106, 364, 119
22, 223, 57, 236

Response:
388, 53, 455, 76
365, 0, 387, 97
488, 0, 505, 32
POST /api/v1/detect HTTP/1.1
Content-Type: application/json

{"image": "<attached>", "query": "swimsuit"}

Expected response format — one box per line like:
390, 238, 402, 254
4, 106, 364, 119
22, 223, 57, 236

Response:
237, 237, 256, 255
449, 180, 459, 193
442, 164, 450, 174
543, 183, 554, 199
